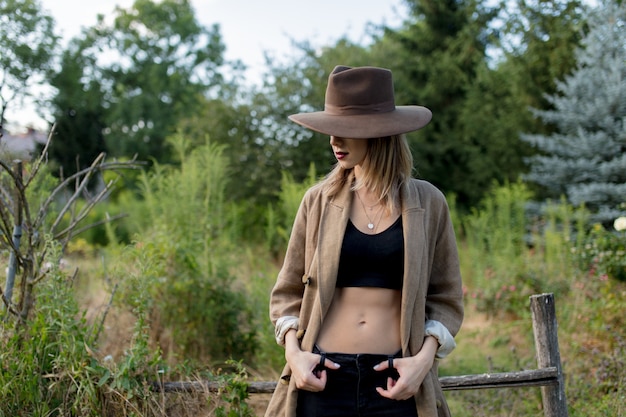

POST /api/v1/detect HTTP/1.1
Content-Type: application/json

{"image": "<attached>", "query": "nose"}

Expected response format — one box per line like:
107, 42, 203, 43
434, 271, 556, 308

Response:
330, 136, 343, 146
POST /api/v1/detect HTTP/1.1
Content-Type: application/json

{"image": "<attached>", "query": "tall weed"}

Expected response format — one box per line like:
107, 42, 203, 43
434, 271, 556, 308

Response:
267, 163, 319, 255
460, 181, 534, 316
0, 241, 101, 416
459, 182, 587, 317
112, 134, 257, 364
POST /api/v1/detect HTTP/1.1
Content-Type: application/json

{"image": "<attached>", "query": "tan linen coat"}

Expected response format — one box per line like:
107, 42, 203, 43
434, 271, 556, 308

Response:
266, 177, 464, 417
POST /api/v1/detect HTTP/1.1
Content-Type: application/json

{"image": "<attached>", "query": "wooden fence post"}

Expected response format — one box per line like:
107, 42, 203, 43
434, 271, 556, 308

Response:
530, 293, 568, 417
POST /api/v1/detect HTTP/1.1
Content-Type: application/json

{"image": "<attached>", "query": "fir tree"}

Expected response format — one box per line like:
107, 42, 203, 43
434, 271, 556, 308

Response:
522, 0, 626, 224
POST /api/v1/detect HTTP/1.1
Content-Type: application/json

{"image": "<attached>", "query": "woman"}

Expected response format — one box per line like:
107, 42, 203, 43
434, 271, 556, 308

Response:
266, 65, 464, 417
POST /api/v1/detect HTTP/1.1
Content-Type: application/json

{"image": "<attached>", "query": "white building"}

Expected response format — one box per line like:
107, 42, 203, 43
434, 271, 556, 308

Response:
0, 128, 48, 161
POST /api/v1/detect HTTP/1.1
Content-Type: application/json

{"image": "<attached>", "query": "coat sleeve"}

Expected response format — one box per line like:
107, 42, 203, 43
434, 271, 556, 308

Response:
425, 188, 464, 339
269, 189, 313, 328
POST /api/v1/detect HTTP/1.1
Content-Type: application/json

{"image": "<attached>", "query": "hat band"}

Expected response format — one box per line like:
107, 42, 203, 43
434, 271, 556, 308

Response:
324, 99, 395, 116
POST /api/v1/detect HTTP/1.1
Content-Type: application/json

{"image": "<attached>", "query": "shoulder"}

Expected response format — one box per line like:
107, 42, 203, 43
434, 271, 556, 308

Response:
301, 181, 327, 205
407, 178, 444, 195
295, 181, 331, 218
405, 178, 448, 208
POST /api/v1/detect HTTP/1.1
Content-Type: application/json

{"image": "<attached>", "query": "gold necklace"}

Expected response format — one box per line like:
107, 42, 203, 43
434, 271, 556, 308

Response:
355, 191, 384, 231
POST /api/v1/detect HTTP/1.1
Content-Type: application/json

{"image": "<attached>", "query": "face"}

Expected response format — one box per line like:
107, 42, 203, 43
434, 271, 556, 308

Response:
330, 136, 368, 170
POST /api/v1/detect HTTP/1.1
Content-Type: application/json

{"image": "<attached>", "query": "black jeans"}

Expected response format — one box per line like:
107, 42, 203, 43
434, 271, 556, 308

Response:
296, 346, 418, 417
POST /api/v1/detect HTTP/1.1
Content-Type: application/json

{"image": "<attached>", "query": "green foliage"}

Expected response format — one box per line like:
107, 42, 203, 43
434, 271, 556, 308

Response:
385, 0, 502, 208
0, 232, 259, 416
213, 360, 255, 417
460, 182, 581, 317
559, 272, 626, 416
262, 163, 320, 258
521, 1, 626, 224
448, 184, 625, 415
100, 241, 168, 413
447, 387, 543, 417
113, 133, 258, 363
176, 98, 266, 204
100, 0, 229, 162
460, 181, 533, 316
47, 0, 235, 165
497, 0, 584, 112
247, 52, 333, 195
458, 62, 536, 197
573, 222, 626, 282
0, 241, 101, 416
0, 0, 59, 124
275, 164, 319, 247
47, 40, 107, 180
0, 158, 167, 415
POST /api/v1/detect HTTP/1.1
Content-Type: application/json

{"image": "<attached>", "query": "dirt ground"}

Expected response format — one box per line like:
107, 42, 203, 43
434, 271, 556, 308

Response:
250, 394, 272, 416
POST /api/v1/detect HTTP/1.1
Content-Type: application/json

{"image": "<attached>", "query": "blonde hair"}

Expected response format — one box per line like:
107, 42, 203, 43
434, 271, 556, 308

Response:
323, 134, 413, 213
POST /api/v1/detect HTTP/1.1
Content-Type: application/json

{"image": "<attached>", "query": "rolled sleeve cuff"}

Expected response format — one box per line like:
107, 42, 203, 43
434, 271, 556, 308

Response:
275, 316, 299, 346
425, 319, 456, 359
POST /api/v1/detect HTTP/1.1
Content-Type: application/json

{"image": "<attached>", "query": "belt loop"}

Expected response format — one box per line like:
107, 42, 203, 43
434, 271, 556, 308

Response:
319, 352, 327, 368
387, 355, 394, 370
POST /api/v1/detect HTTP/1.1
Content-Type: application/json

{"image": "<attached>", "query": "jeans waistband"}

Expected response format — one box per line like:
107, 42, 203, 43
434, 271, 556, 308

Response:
313, 345, 402, 369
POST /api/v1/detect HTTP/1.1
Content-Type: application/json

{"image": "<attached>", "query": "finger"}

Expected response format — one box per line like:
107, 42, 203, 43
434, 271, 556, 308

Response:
318, 370, 327, 385
322, 359, 341, 370
377, 384, 408, 401
373, 360, 388, 371
376, 386, 393, 399
308, 371, 327, 391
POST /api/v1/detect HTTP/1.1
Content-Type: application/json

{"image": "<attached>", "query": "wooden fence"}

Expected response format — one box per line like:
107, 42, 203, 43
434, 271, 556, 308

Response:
154, 293, 569, 417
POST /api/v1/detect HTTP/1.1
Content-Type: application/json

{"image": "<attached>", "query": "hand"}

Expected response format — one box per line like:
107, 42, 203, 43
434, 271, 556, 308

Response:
285, 349, 341, 392
374, 337, 438, 400
284, 330, 340, 392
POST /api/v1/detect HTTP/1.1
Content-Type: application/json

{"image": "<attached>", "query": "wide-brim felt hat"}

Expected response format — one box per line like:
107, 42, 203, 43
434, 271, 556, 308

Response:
288, 65, 432, 139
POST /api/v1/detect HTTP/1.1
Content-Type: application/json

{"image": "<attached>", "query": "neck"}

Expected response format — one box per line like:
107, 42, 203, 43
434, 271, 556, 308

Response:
355, 187, 380, 209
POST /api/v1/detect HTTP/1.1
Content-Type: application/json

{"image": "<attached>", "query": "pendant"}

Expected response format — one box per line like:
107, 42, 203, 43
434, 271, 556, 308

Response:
367, 223, 374, 230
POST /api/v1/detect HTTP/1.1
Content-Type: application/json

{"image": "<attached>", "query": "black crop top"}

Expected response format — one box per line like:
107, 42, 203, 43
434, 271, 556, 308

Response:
335, 217, 404, 290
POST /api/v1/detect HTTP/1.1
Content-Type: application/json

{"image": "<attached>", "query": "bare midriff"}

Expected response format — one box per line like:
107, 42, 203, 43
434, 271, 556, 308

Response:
316, 286, 402, 354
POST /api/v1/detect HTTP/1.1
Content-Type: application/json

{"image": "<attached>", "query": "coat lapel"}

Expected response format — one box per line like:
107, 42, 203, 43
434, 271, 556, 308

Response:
400, 183, 426, 353
316, 181, 352, 321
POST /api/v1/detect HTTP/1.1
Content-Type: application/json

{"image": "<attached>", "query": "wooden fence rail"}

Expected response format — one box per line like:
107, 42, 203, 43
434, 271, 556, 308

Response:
153, 293, 568, 417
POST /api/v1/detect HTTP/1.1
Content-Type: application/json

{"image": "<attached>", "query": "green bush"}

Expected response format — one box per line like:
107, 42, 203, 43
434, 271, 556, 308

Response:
573, 221, 626, 282
111, 134, 258, 364
265, 164, 319, 257
0, 261, 94, 415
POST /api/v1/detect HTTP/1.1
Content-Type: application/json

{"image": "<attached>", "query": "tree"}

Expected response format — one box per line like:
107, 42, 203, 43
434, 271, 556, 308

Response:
455, 0, 585, 203
47, 38, 107, 179
51, 0, 231, 164
368, 0, 586, 209
496, 0, 585, 132
0, 0, 58, 129
383, 0, 500, 208
522, 0, 626, 224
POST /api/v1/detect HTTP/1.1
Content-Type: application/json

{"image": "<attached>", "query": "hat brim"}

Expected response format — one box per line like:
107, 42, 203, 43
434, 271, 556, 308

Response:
288, 106, 432, 139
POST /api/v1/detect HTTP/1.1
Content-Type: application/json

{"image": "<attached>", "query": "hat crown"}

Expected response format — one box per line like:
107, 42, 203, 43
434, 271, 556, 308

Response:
287, 65, 431, 139
324, 66, 396, 116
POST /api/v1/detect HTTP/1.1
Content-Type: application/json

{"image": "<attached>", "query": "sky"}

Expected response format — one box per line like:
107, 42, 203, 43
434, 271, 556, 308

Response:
6, 0, 408, 131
